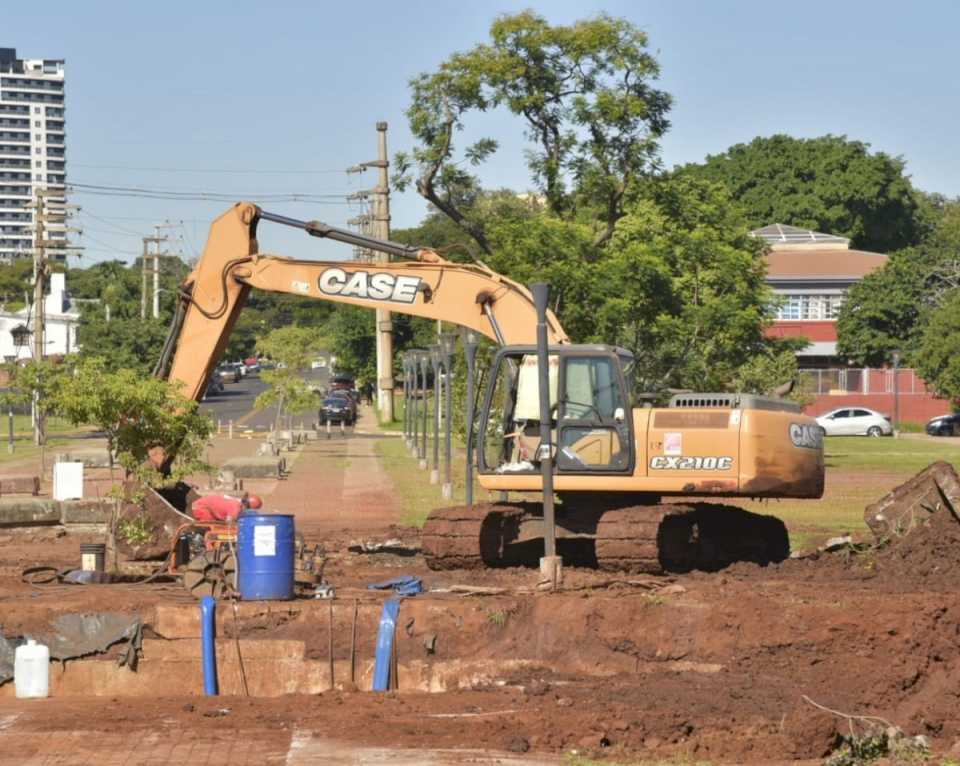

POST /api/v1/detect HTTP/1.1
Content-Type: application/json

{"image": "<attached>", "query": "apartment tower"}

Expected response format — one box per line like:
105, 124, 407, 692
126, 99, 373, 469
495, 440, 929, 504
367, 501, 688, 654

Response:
0, 48, 66, 262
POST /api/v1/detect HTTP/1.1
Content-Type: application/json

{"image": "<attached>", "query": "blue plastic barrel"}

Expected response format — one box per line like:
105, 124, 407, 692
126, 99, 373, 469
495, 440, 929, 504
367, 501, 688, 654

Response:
237, 513, 295, 600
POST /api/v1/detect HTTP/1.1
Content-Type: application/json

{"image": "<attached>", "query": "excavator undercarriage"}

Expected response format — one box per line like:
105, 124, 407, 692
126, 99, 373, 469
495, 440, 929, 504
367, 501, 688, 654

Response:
422, 501, 790, 574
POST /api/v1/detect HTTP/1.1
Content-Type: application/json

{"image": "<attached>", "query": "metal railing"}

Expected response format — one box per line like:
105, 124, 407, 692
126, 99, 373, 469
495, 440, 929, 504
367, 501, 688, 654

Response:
798, 368, 930, 396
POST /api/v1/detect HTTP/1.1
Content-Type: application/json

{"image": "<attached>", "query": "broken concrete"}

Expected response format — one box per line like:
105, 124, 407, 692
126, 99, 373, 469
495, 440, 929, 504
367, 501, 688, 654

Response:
864, 460, 960, 540
221, 457, 285, 478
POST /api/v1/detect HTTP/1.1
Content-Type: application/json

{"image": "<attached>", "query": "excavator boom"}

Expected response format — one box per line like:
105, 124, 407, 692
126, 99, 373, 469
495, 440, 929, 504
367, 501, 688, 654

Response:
158, 202, 568, 402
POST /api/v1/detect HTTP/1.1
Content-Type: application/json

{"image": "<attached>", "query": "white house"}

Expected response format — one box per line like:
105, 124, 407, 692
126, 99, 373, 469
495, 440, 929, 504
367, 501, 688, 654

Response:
0, 271, 80, 361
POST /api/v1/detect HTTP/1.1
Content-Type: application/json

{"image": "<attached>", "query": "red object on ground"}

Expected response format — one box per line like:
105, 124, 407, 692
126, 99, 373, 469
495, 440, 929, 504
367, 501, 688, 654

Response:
247, 494, 263, 509
191, 495, 243, 522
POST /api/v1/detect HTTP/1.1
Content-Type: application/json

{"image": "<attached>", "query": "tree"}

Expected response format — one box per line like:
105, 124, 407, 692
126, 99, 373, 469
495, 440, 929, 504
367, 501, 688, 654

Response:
681, 135, 922, 252
254, 326, 326, 429
837, 199, 960, 366
395, 11, 671, 253
77, 316, 169, 374
915, 290, 960, 400
595, 175, 785, 392
0, 359, 67, 470
55, 357, 213, 487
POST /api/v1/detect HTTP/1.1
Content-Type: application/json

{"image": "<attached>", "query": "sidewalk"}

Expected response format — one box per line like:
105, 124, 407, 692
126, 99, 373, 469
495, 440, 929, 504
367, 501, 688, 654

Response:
263, 406, 402, 537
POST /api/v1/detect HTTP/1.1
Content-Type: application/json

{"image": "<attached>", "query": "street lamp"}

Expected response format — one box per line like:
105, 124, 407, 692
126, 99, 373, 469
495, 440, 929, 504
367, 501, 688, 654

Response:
10, 324, 30, 354
892, 349, 901, 438
460, 328, 479, 506
440, 332, 458, 500
418, 351, 430, 468
429, 345, 441, 485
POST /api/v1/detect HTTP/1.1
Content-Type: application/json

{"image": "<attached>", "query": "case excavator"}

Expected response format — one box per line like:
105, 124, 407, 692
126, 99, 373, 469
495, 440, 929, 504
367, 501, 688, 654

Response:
156, 202, 825, 574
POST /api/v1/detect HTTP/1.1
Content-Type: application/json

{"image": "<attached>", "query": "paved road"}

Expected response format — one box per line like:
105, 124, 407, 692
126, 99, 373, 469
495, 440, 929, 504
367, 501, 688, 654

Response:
200, 367, 330, 431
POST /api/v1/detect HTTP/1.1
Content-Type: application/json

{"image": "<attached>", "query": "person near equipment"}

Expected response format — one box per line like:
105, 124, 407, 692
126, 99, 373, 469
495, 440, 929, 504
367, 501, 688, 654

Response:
190, 492, 262, 523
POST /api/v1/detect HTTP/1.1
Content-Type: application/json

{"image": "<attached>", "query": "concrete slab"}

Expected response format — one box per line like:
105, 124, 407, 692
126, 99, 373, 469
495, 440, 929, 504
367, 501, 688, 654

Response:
59, 499, 113, 525
0, 498, 59, 527
221, 457, 285, 478
55, 449, 113, 468
0, 476, 39, 496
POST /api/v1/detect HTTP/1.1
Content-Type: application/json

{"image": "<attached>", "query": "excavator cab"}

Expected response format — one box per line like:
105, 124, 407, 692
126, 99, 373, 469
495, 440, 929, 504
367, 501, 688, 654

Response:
478, 345, 636, 477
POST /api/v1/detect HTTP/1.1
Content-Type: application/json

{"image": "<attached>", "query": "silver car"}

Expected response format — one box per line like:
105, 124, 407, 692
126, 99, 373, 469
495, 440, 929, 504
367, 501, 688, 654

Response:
816, 407, 892, 437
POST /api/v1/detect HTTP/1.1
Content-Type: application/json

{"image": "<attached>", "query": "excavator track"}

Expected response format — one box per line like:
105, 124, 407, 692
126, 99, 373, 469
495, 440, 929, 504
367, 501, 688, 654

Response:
422, 502, 789, 574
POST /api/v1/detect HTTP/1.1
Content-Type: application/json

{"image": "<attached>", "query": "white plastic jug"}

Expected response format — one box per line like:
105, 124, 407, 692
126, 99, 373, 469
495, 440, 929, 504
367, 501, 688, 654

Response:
14, 639, 49, 699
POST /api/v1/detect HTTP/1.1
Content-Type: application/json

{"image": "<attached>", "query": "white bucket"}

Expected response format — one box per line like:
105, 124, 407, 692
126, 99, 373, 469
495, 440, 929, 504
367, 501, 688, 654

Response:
14, 639, 49, 699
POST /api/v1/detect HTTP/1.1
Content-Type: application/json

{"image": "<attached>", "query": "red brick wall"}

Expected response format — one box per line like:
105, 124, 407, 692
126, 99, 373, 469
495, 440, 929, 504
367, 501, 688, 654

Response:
767, 321, 837, 342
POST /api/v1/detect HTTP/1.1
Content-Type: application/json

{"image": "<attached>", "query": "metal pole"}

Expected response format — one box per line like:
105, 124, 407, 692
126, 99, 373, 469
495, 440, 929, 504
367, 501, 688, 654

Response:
152, 250, 160, 319
411, 355, 419, 457
140, 237, 148, 320
402, 356, 410, 444
429, 347, 440, 485
419, 353, 429, 469
32, 187, 45, 449
441, 335, 455, 501
892, 350, 901, 438
462, 331, 478, 506
374, 122, 394, 422
531, 283, 560, 588
7, 409, 13, 454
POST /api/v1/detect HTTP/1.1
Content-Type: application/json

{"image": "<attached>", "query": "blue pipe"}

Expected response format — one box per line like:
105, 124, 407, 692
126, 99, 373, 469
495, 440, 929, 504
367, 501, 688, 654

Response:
200, 595, 218, 695
372, 599, 400, 692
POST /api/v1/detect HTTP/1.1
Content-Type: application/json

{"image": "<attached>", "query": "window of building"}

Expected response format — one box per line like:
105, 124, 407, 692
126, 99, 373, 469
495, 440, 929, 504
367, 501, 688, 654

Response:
775, 294, 845, 321
33, 106, 39, 114
34, 160, 41, 168
33, 121, 40, 128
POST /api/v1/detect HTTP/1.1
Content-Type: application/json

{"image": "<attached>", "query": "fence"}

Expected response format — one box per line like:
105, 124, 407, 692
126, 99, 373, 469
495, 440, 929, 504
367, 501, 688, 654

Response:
798, 368, 932, 396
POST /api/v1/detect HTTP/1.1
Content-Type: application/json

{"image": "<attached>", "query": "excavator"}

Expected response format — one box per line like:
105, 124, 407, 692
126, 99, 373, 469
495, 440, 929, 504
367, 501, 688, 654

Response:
155, 202, 825, 574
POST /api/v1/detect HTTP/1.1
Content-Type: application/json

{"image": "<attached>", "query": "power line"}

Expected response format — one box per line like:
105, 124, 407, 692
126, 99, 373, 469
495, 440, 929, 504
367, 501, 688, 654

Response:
68, 181, 351, 199
71, 162, 348, 175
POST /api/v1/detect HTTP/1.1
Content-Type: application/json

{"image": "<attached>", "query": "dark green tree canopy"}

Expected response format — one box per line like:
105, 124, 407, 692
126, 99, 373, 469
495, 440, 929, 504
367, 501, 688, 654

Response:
837, 198, 960, 366
681, 134, 922, 252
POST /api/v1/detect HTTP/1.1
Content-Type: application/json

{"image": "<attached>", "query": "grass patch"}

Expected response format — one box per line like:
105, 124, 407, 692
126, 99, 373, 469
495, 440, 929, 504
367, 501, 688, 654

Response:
374, 433, 488, 527
740, 435, 960, 552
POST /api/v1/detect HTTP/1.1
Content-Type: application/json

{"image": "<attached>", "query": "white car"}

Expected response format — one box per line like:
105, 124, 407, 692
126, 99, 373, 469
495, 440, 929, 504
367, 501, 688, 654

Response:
816, 407, 892, 437
311, 358, 327, 370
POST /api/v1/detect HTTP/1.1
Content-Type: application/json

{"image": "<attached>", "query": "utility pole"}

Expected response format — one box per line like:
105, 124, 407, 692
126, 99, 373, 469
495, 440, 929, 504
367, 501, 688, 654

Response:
346, 123, 395, 421
31, 188, 46, 448
140, 226, 170, 320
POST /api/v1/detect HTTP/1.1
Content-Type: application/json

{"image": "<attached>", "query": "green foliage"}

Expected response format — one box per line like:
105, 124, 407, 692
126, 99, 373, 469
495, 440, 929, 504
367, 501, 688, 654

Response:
54, 357, 213, 486
77, 317, 169, 374
837, 199, 960, 366
596, 175, 775, 392
117, 513, 154, 546
396, 11, 670, 253
681, 134, 922, 252
731, 345, 808, 403
255, 325, 326, 372
254, 369, 319, 419
915, 290, 960, 399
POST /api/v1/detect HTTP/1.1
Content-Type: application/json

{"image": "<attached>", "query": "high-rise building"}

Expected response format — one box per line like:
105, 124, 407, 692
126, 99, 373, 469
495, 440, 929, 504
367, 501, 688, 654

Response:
0, 48, 66, 262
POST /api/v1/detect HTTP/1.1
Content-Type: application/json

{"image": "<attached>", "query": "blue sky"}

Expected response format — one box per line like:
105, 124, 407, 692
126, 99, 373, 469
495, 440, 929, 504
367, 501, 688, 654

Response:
7, 0, 958, 263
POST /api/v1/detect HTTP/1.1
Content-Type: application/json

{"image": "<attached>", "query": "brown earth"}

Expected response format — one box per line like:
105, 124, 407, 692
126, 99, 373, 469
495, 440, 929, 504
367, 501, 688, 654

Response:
3, 415, 960, 763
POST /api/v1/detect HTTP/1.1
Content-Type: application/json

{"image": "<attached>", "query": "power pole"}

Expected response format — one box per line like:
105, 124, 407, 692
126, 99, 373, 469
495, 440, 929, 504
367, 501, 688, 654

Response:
346, 122, 395, 420
140, 227, 170, 320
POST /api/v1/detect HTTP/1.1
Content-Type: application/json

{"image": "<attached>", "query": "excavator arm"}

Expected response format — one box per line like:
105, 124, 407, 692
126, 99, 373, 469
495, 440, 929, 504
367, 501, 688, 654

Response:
156, 202, 569, 402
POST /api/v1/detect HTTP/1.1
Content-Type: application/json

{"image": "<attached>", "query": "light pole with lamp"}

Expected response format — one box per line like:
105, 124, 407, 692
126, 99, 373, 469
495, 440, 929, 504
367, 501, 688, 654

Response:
429, 345, 441, 485
419, 351, 429, 469
460, 328, 479, 506
892, 349, 901, 438
440, 332, 457, 500
9, 324, 30, 454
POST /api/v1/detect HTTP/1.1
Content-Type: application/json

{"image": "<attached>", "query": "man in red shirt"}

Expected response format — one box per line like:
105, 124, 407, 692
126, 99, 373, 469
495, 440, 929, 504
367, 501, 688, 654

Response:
191, 493, 262, 522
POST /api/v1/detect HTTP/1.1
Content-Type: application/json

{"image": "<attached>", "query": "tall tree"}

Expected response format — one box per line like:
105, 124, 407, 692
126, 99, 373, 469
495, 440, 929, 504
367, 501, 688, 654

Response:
837, 198, 960, 366
395, 11, 671, 254
681, 134, 922, 252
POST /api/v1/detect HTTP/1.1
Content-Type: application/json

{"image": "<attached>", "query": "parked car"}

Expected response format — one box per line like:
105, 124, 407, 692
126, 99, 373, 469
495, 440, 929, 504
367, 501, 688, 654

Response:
319, 392, 357, 425
330, 375, 355, 392
216, 364, 241, 383
203, 378, 225, 399
926, 413, 960, 436
311, 358, 327, 370
244, 357, 260, 372
816, 407, 892, 437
